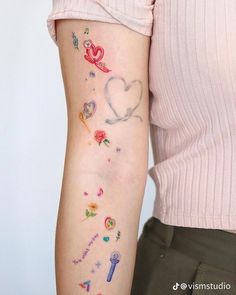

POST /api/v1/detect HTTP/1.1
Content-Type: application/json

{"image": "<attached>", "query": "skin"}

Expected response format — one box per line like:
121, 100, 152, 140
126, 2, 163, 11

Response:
55, 19, 150, 295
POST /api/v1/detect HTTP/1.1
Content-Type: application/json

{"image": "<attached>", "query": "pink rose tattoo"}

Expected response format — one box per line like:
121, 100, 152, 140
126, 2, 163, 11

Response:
94, 130, 110, 147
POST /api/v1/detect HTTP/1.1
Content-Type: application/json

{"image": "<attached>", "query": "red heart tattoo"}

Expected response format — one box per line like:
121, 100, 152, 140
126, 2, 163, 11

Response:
84, 40, 111, 73
86, 44, 104, 63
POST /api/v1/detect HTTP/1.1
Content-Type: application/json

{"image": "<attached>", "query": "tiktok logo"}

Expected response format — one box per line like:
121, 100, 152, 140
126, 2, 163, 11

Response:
173, 283, 179, 290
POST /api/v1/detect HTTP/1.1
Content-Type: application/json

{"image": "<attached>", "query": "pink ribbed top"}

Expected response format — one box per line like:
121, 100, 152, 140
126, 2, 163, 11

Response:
48, 0, 236, 230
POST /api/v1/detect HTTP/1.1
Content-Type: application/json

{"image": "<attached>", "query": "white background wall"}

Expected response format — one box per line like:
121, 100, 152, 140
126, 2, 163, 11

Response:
0, 2, 155, 294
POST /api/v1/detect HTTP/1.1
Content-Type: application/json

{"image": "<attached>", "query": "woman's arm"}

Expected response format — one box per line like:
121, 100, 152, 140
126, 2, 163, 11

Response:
56, 19, 150, 295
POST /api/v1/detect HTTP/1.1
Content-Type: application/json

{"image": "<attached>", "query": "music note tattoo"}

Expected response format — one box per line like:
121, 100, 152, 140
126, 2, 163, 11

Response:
97, 187, 104, 197
84, 27, 89, 35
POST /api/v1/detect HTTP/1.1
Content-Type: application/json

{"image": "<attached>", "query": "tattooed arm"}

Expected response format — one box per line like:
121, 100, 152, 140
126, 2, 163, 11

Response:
56, 20, 150, 295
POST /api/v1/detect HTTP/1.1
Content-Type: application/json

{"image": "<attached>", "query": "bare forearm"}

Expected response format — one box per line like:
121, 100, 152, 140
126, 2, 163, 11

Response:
56, 153, 147, 294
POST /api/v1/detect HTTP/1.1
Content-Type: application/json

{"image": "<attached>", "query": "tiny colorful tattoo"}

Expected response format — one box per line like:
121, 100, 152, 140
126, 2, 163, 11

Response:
73, 258, 82, 264
104, 217, 116, 231
79, 100, 96, 132
116, 231, 121, 241
83, 39, 111, 73
116, 147, 121, 152
84, 40, 92, 48
89, 71, 96, 78
107, 251, 121, 282
95, 261, 101, 268
72, 32, 79, 50
79, 112, 91, 132
91, 261, 102, 273
84, 27, 89, 35
103, 236, 110, 242
79, 280, 91, 292
83, 100, 96, 119
82, 203, 98, 221
94, 130, 110, 147
97, 187, 104, 197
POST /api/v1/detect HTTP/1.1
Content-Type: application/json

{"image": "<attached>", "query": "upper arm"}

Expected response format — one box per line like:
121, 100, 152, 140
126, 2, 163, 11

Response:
56, 19, 150, 179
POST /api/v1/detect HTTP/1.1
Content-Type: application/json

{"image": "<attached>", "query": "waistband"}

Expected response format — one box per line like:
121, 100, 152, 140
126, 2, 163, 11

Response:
143, 217, 236, 273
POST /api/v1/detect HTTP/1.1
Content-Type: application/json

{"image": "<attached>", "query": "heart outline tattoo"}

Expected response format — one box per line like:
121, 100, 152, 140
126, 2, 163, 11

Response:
104, 77, 143, 124
83, 100, 96, 119
79, 100, 97, 132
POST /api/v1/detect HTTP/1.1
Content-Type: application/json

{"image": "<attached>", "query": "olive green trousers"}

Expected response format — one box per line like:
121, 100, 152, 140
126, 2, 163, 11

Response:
131, 217, 236, 295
